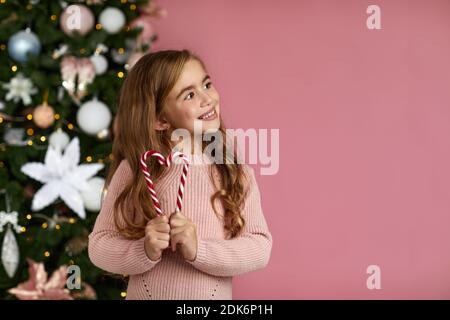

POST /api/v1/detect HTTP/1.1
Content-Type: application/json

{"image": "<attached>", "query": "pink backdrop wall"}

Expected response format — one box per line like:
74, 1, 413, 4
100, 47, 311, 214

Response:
152, 0, 450, 299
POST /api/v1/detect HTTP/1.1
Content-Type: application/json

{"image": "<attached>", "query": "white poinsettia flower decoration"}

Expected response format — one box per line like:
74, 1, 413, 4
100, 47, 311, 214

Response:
2, 73, 38, 106
21, 137, 104, 218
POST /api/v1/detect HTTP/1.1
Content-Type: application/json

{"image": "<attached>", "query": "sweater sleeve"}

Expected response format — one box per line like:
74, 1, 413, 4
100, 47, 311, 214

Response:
186, 165, 273, 277
88, 160, 161, 275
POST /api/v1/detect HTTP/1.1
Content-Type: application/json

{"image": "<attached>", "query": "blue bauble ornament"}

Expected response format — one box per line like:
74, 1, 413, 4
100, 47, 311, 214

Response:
7, 29, 41, 63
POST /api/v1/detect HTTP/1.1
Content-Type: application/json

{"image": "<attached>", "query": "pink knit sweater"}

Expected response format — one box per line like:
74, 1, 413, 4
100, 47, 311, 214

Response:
88, 154, 273, 300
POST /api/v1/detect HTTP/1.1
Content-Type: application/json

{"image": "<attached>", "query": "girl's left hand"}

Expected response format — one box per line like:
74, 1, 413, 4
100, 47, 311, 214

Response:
169, 211, 198, 261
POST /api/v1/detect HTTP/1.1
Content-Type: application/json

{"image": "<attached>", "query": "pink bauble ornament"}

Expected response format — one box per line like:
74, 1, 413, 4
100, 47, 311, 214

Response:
60, 4, 94, 37
33, 102, 55, 129
130, 16, 155, 45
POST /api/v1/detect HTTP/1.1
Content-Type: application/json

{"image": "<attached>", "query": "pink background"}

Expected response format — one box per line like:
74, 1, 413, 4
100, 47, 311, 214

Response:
153, 0, 450, 299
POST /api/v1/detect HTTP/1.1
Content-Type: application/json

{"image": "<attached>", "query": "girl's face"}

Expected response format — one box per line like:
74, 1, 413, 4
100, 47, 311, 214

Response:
157, 59, 220, 137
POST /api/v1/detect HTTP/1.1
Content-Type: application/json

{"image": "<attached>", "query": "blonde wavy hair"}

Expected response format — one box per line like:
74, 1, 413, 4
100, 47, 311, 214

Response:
105, 49, 248, 240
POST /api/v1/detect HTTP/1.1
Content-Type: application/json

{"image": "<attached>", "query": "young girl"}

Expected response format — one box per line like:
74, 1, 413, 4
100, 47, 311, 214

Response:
88, 49, 273, 300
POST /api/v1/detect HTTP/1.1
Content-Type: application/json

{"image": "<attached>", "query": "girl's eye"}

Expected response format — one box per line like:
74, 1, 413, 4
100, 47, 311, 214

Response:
184, 82, 213, 101
185, 92, 194, 100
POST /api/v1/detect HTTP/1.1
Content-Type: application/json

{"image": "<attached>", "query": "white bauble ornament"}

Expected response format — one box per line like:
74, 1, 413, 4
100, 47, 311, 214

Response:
76, 98, 112, 135
49, 129, 70, 150
99, 7, 126, 34
81, 177, 105, 211
90, 54, 108, 75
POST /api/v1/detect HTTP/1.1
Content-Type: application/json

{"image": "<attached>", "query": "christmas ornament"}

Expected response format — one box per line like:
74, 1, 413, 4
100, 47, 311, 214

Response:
52, 44, 69, 60
33, 102, 55, 129
1, 226, 20, 278
130, 16, 155, 46
2, 73, 37, 105
57, 86, 65, 102
99, 7, 126, 34
0, 192, 22, 278
49, 128, 70, 151
8, 258, 73, 300
0, 100, 5, 110
7, 28, 41, 63
3, 127, 28, 146
140, 151, 190, 216
90, 43, 109, 75
20, 137, 104, 218
80, 177, 105, 212
90, 54, 108, 75
60, 4, 94, 36
76, 98, 111, 135
60, 55, 96, 104
130, 0, 166, 50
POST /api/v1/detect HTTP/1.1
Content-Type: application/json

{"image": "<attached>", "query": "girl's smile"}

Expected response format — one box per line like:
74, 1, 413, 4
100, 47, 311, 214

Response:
198, 106, 218, 120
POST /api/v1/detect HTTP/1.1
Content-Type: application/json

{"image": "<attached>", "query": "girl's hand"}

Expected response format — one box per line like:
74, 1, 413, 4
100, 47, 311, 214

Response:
169, 211, 198, 262
144, 215, 171, 261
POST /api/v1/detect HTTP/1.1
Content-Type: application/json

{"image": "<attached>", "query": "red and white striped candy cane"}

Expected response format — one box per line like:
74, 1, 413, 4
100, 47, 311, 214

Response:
168, 151, 190, 213
140, 150, 190, 216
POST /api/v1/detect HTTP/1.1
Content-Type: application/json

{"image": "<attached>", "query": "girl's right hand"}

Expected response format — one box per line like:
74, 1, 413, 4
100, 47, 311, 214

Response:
144, 215, 171, 261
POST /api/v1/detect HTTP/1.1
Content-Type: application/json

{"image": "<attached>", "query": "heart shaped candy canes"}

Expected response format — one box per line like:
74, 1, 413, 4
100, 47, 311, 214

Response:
140, 150, 190, 216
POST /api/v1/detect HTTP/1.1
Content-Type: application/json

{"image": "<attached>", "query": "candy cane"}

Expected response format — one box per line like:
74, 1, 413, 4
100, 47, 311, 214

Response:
140, 150, 190, 216
170, 151, 190, 213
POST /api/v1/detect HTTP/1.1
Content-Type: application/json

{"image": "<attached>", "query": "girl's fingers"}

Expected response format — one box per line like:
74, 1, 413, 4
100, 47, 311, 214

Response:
171, 233, 183, 252
151, 222, 170, 233
153, 239, 169, 250
169, 225, 186, 237
155, 231, 170, 242
148, 215, 169, 225
169, 216, 187, 228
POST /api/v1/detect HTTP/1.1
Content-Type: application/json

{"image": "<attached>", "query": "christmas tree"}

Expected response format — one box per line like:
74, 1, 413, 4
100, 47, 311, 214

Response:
0, 0, 166, 300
